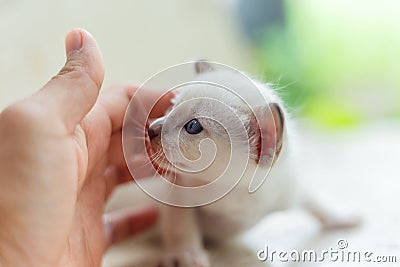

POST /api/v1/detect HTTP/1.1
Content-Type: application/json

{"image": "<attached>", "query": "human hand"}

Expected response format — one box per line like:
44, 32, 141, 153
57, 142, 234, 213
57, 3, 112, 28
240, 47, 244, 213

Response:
0, 29, 163, 267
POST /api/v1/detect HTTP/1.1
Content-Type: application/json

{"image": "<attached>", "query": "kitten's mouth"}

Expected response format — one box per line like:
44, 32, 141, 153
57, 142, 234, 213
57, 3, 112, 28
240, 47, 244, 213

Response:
144, 129, 173, 176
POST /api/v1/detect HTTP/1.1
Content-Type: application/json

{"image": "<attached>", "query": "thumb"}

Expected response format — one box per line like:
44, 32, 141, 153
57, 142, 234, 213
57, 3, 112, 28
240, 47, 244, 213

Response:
35, 28, 105, 132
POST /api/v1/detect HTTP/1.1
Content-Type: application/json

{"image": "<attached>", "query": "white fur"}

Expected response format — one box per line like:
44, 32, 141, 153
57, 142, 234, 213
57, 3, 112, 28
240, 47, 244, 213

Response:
149, 67, 358, 267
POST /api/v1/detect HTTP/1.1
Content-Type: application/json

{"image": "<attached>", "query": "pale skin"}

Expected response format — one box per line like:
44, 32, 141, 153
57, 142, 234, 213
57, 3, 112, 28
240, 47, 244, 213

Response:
0, 29, 169, 267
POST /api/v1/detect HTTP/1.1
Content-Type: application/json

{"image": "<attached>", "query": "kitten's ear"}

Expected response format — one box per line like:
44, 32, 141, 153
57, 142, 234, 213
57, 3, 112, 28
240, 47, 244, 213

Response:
195, 60, 214, 74
252, 103, 285, 166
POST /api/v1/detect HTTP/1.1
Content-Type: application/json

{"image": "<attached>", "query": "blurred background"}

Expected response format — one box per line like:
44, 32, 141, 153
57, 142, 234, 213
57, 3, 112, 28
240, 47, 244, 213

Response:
1, 1, 399, 266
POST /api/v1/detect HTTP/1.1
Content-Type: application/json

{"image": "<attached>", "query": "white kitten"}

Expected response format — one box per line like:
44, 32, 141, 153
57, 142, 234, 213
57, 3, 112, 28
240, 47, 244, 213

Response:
146, 61, 357, 267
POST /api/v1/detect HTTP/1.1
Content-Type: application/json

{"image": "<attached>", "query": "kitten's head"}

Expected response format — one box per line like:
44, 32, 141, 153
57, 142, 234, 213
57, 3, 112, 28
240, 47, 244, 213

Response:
147, 61, 285, 186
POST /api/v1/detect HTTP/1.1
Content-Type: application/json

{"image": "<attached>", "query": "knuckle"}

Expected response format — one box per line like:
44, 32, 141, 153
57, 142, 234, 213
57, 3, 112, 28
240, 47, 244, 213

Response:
58, 55, 85, 75
53, 56, 100, 88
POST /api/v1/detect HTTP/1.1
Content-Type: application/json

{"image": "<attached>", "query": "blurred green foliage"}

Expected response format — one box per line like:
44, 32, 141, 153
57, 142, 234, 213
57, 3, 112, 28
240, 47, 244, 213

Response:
256, 0, 400, 128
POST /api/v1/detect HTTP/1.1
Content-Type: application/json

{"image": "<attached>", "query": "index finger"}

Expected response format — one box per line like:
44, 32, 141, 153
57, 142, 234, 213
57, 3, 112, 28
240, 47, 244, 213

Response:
103, 205, 158, 246
143, 89, 174, 119
98, 85, 173, 133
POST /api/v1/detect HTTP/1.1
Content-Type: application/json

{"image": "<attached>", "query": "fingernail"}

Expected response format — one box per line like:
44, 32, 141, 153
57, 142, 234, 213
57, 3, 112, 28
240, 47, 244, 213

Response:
65, 29, 83, 55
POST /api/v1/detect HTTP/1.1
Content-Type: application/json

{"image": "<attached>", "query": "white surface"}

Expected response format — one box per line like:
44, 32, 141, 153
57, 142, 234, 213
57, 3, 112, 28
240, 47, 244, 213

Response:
0, 0, 252, 109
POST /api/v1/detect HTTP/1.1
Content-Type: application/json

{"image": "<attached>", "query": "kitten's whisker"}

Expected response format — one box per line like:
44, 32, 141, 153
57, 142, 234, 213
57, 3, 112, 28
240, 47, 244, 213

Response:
142, 151, 163, 168
163, 161, 178, 198
153, 150, 163, 159
165, 163, 176, 197
149, 151, 163, 163
155, 158, 166, 175
126, 115, 146, 128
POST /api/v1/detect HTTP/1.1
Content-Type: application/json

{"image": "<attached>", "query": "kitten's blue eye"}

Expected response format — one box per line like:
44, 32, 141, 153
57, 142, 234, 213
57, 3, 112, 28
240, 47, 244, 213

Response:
184, 119, 203, 134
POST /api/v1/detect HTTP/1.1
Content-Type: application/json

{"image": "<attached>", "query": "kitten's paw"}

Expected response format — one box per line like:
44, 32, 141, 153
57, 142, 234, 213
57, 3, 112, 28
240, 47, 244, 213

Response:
158, 250, 209, 267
